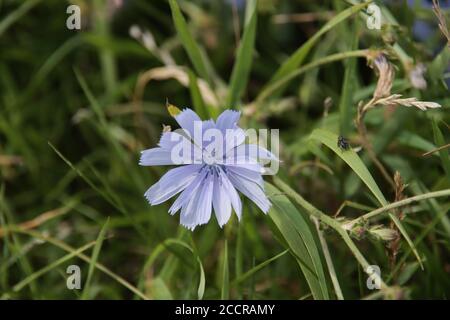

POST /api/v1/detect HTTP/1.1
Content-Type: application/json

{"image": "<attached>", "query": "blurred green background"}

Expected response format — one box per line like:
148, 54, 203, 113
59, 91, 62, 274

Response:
0, 0, 449, 299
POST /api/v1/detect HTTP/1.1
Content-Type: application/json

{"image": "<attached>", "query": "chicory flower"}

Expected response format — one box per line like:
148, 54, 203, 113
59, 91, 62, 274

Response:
139, 108, 276, 230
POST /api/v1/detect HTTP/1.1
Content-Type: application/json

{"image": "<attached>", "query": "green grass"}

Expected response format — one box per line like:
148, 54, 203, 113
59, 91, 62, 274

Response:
0, 0, 449, 300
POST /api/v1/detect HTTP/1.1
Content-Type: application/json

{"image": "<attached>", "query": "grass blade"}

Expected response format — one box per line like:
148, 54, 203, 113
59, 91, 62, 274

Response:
187, 69, 209, 119
266, 182, 330, 299
310, 128, 424, 268
431, 119, 450, 182
81, 217, 110, 299
339, 23, 359, 137
264, 1, 370, 92
13, 241, 96, 293
231, 250, 288, 285
226, 0, 257, 107
221, 240, 229, 299
168, 0, 210, 83
0, 0, 41, 37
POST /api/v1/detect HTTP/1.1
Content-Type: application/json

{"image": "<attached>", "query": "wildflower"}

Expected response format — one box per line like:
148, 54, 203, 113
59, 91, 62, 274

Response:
139, 108, 277, 230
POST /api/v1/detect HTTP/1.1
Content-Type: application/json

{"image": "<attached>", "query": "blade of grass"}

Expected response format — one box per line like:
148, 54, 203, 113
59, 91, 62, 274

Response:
12, 241, 96, 293
256, 50, 369, 103
313, 217, 344, 300
81, 217, 110, 299
7, 227, 149, 300
431, 119, 450, 182
263, 1, 370, 93
226, 0, 257, 107
168, 0, 210, 83
231, 250, 288, 286
266, 182, 330, 299
339, 22, 359, 137
221, 240, 229, 299
272, 177, 388, 291
139, 238, 205, 300
310, 128, 424, 268
187, 69, 209, 119
0, 0, 41, 37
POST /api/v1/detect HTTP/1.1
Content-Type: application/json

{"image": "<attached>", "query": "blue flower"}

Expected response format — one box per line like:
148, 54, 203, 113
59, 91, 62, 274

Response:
139, 108, 277, 230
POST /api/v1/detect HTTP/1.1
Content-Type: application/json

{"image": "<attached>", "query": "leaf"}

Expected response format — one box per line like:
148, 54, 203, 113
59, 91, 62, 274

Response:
220, 240, 229, 299
0, 0, 41, 37
310, 128, 423, 268
13, 241, 96, 293
431, 119, 450, 182
226, 0, 257, 107
140, 238, 205, 300
266, 182, 330, 300
231, 250, 288, 285
339, 22, 359, 137
81, 217, 110, 300
264, 1, 370, 92
168, 0, 210, 83
147, 277, 174, 299
187, 69, 209, 119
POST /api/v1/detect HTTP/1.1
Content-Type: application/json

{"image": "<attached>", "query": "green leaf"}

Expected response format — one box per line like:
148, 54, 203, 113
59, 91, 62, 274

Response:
147, 277, 174, 299
226, 0, 257, 107
13, 241, 96, 293
168, 0, 210, 83
0, 0, 41, 37
264, 1, 370, 92
81, 218, 110, 300
339, 22, 359, 137
310, 128, 423, 268
266, 182, 330, 300
139, 238, 205, 300
187, 69, 209, 119
431, 119, 450, 182
221, 240, 229, 299
231, 250, 288, 285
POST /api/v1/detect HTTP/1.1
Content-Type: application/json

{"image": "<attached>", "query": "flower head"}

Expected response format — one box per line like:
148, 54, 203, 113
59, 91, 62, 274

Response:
139, 108, 277, 230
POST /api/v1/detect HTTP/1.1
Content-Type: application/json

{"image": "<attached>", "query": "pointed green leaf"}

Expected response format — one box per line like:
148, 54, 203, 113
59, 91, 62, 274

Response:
310, 128, 423, 268
168, 0, 210, 82
226, 0, 257, 107
266, 182, 330, 300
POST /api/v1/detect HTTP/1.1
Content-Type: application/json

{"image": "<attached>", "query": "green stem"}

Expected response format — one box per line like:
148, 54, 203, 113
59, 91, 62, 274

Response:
256, 49, 370, 103
347, 189, 450, 227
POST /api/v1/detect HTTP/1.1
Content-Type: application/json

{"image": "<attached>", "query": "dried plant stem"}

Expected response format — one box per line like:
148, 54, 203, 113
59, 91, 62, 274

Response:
356, 99, 396, 189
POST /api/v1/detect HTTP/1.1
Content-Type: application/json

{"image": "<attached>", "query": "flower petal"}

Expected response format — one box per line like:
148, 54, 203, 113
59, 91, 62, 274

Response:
227, 172, 271, 213
216, 110, 241, 132
230, 144, 278, 162
139, 148, 174, 166
224, 164, 264, 188
169, 168, 207, 215
144, 165, 202, 205
174, 108, 201, 140
212, 173, 232, 227
180, 173, 214, 230
218, 167, 242, 220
